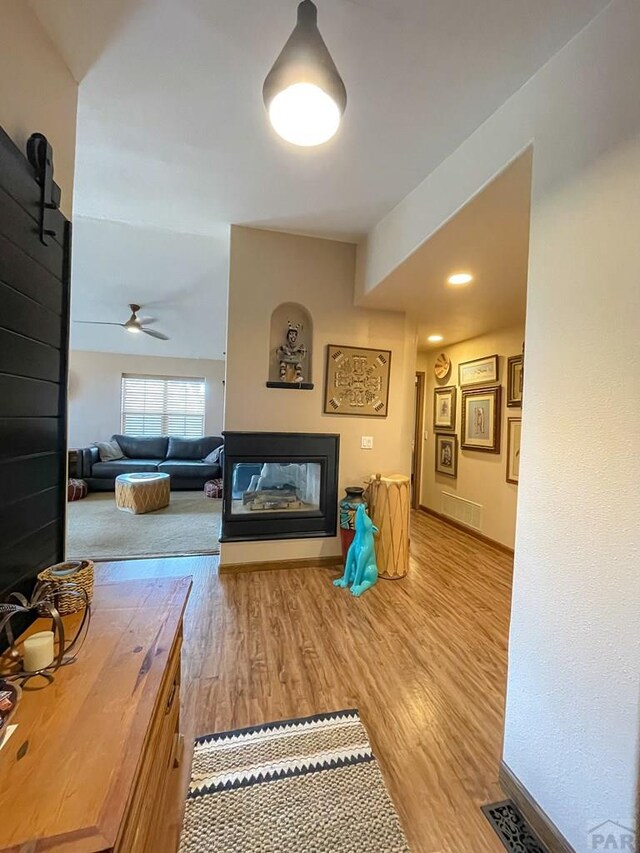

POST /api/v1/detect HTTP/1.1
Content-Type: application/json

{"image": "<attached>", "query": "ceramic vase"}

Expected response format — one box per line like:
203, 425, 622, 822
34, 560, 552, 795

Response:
339, 486, 367, 559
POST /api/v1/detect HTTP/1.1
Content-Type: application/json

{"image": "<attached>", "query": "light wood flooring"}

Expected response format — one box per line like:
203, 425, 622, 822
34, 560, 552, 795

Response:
97, 510, 513, 852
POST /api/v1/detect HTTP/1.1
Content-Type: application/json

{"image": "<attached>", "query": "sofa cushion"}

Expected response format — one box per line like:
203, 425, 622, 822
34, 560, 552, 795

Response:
112, 435, 169, 459
158, 460, 221, 479
95, 439, 124, 462
92, 459, 162, 478
167, 436, 223, 460
203, 445, 224, 464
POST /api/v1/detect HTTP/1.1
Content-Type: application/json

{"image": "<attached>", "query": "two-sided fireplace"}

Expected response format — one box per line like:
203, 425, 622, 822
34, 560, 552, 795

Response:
220, 432, 340, 542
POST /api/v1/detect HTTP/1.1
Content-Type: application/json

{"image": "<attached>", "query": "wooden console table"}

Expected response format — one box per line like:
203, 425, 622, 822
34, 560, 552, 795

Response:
0, 575, 192, 852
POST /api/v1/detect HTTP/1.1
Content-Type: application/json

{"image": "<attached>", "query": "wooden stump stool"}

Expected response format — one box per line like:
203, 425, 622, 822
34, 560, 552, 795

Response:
367, 474, 410, 579
115, 472, 170, 515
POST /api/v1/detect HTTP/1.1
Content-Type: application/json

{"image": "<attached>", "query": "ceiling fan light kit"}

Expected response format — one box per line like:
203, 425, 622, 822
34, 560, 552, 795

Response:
263, 0, 346, 147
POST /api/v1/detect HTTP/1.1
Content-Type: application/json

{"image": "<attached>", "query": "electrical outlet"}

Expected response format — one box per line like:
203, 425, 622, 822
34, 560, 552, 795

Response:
361, 436, 374, 450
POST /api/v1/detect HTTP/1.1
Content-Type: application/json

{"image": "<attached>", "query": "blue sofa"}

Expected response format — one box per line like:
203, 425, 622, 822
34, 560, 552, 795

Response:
78, 434, 224, 491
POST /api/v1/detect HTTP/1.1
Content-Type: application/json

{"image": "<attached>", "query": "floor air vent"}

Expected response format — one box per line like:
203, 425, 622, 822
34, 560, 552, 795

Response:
441, 492, 483, 531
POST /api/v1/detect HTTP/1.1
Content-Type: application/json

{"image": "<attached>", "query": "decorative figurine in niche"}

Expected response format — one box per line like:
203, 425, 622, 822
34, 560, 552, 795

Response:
278, 322, 307, 384
333, 504, 379, 597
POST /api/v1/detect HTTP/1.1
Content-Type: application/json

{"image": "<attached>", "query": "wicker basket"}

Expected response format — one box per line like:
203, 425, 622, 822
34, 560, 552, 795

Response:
37, 560, 94, 615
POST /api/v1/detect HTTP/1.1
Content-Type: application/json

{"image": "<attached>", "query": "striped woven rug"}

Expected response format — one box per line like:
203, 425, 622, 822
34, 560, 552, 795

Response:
179, 709, 409, 852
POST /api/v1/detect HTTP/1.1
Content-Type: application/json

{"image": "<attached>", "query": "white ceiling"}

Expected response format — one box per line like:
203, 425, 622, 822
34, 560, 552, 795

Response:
364, 149, 533, 350
32, 0, 607, 357
69, 217, 229, 359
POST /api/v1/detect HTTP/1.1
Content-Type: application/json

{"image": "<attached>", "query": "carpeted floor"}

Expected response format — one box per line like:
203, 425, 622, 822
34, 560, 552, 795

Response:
67, 492, 222, 561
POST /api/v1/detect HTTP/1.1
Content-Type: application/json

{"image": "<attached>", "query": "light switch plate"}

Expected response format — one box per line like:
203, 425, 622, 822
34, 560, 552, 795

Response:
361, 436, 374, 450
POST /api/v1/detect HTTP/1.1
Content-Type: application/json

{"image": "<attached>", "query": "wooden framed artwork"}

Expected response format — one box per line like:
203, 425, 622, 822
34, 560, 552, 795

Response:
506, 417, 522, 484
324, 345, 391, 417
459, 354, 499, 387
433, 386, 456, 430
507, 355, 523, 407
435, 433, 458, 478
461, 385, 502, 453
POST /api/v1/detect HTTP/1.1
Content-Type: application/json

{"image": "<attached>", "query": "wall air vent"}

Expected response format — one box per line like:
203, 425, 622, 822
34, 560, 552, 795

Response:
441, 492, 483, 531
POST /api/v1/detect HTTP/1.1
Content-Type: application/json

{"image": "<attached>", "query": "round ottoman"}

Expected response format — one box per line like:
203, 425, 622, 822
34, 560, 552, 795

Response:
115, 472, 170, 515
67, 478, 88, 502
204, 478, 223, 499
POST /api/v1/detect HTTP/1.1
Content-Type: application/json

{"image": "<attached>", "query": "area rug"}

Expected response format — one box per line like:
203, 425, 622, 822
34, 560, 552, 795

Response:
66, 492, 222, 561
180, 709, 409, 853
482, 800, 546, 852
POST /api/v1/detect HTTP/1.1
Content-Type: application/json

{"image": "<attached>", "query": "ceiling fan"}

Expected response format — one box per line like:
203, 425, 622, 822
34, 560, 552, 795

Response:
74, 304, 169, 340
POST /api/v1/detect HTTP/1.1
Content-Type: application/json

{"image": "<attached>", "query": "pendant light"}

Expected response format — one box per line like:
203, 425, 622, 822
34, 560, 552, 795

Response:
263, 0, 346, 147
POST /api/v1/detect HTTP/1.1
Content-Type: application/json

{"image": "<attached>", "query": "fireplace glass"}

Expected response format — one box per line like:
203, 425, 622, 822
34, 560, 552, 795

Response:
231, 461, 322, 515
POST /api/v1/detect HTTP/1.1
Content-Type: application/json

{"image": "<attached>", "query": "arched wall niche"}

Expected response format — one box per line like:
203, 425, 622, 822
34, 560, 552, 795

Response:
266, 302, 314, 390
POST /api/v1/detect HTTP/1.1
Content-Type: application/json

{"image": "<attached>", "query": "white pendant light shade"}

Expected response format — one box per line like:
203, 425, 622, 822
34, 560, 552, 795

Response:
263, 1, 346, 147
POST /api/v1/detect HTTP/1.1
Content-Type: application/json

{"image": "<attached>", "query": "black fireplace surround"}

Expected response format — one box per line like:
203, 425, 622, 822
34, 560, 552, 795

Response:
221, 432, 339, 542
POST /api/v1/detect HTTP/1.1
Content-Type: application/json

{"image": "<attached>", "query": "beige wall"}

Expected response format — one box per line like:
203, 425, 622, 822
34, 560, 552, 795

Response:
360, 0, 640, 844
417, 325, 524, 549
68, 350, 226, 447
0, 1, 77, 217
222, 226, 417, 565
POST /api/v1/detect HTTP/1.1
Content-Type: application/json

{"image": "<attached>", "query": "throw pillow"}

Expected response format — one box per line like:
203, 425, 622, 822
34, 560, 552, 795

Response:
95, 439, 124, 462
203, 445, 223, 464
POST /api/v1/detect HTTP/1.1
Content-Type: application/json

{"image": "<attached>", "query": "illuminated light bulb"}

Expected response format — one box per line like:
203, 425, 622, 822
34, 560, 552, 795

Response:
263, 1, 346, 147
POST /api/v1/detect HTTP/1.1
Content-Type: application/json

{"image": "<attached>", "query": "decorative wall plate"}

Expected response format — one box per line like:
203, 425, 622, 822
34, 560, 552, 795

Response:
434, 352, 451, 380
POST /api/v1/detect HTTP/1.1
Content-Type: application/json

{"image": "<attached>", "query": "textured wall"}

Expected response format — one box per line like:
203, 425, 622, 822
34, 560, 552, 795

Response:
0, 1, 77, 216
223, 226, 417, 566
68, 350, 226, 447
360, 1, 640, 848
417, 324, 525, 549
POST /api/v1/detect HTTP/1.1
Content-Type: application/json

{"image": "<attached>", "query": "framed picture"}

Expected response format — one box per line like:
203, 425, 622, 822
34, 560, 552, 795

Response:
507, 355, 523, 407
435, 433, 458, 478
506, 417, 522, 484
459, 354, 499, 387
324, 345, 391, 417
461, 385, 501, 453
433, 386, 456, 430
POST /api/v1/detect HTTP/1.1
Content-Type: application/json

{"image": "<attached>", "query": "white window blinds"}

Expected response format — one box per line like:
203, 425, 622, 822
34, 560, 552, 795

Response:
121, 374, 205, 438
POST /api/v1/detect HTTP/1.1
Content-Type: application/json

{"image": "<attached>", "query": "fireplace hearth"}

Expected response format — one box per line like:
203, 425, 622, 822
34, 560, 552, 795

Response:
221, 432, 340, 542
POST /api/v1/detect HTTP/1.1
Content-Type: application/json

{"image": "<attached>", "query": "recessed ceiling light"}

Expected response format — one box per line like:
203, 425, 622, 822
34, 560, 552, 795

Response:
428, 335, 443, 343
448, 272, 473, 286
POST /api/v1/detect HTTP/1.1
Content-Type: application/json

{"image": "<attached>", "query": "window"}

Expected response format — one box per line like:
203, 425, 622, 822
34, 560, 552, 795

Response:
121, 374, 205, 438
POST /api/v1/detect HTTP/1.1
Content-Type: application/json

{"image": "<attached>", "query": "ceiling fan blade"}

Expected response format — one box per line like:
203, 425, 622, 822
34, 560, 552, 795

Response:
74, 321, 125, 326
142, 328, 169, 341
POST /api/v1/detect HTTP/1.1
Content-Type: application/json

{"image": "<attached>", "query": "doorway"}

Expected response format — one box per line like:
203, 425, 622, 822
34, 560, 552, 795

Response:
411, 371, 425, 509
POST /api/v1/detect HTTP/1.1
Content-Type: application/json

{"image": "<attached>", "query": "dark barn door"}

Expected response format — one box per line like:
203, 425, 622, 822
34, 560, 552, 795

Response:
0, 127, 71, 612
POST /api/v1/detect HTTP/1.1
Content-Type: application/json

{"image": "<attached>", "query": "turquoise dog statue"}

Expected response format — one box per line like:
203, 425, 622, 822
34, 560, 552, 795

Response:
333, 504, 379, 597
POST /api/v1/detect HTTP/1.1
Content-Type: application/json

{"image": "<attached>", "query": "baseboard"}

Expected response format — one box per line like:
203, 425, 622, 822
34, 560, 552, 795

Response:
219, 555, 342, 574
418, 505, 514, 556
499, 761, 575, 853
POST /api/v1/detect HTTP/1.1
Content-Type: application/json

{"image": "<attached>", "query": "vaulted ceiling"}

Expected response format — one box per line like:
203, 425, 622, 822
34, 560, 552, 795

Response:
31, 0, 608, 357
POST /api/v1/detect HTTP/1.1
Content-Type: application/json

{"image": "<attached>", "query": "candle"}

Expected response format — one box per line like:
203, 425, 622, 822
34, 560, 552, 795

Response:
23, 631, 55, 672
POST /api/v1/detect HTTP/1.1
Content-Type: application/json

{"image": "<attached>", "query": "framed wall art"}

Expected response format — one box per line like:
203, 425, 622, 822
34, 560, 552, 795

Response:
324, 345, 392, 417
433, 386, 456, 430
458, 354, 499, 387
506, 417, 522, 484
461, 385, 502, 453
507, 355, 523, 407
435, 433, 458, 478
